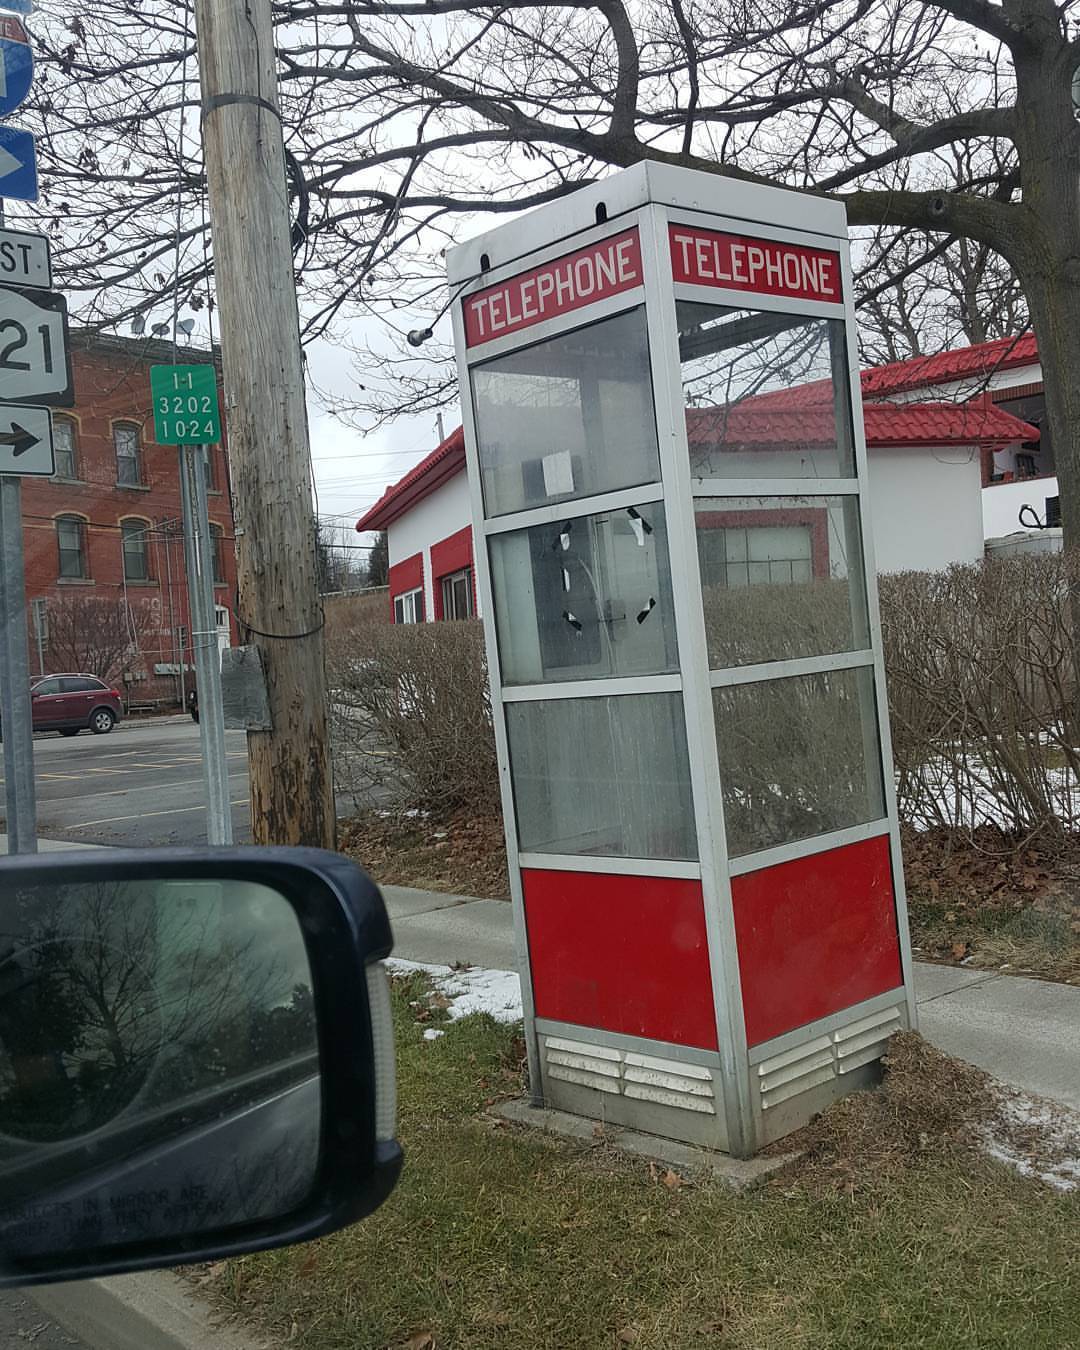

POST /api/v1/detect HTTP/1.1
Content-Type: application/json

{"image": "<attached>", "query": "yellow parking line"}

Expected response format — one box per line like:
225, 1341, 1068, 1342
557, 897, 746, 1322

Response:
121, 761, 193, 770
66, 799, 250, 828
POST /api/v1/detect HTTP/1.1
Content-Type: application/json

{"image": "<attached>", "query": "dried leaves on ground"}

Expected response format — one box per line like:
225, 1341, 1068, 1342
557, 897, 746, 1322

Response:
340, 810, 510, 899
903, 826, 1080, 983
785, 1030, 997, 1189
784, 1030, 1080, 1200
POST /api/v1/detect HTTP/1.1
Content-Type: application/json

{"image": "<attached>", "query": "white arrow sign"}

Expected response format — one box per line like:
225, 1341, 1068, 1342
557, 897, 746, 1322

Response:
0, 403, 51, 475
0, 287, 72, 405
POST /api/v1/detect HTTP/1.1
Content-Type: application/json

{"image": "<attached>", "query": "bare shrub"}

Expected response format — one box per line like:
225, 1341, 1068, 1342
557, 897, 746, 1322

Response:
40, 594, 161, 686
324, 589, 390, 636
702, 577, 856, 669
328, 618, 499, 818
327, 555, 1080, 849
879, 555, 1080, 847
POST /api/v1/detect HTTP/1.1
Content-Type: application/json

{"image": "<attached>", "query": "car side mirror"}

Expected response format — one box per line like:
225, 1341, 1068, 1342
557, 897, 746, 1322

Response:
0, 846, 401, 1288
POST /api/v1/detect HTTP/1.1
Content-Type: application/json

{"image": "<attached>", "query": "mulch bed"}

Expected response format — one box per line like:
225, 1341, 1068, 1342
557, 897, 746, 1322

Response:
902, 825, 1080, 983
340, 810, 510, 899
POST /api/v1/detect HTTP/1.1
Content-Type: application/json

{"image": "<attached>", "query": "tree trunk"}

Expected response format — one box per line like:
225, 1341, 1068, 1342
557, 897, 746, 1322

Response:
1022, 273, 1080, 645
1001, 2, 1080, 681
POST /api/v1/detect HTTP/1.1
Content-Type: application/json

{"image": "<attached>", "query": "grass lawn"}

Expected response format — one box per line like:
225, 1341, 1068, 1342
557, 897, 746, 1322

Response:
201, 974, 1080, 1350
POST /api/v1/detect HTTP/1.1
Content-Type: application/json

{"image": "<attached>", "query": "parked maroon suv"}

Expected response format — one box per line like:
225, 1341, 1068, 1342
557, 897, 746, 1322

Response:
28, 673, 124, 736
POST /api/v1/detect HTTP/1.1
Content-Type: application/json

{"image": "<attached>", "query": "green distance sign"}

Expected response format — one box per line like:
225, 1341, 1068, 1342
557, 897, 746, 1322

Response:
150, 364, 222, 445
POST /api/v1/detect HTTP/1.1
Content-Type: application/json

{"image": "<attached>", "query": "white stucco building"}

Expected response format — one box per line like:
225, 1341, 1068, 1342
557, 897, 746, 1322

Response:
855, 332, 1055, 541
357, 344, 1039, 620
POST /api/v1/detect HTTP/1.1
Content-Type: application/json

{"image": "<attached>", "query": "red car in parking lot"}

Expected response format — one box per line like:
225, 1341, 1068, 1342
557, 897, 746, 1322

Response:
28, 673, 124, 736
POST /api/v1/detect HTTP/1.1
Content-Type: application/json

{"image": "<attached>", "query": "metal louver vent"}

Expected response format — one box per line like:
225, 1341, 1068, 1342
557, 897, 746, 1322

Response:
757, 1005, 903, 1110
543, 1037, 716, 1115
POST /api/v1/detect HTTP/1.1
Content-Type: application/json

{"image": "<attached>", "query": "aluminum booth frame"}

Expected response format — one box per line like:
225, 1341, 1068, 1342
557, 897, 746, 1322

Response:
448, 162, 917, 1157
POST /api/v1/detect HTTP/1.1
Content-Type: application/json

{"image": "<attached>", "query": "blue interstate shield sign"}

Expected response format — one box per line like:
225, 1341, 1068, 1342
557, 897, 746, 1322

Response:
0, 14, 32, 119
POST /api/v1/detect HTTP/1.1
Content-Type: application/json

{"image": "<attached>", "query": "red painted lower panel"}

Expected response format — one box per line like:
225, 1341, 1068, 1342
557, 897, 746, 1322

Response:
732, 835, 903, 1047
522, 868, 718, 1050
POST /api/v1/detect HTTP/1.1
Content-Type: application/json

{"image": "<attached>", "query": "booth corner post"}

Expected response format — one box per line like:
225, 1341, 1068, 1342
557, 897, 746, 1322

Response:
447, 162, 916, 1158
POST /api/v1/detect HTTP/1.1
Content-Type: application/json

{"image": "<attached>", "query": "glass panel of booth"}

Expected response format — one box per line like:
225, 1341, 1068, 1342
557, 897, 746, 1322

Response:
470, 306, 661, 518
695, 496, 870, 668
678, 301, 856, 479
489, 502, 679, 684
506, 693, 697, 860
712, 665, 885, 858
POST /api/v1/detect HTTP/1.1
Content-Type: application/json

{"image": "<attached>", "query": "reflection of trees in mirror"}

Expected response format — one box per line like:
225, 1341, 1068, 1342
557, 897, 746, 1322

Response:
0, 881, 315, 1155
5, 1071, 321, 1258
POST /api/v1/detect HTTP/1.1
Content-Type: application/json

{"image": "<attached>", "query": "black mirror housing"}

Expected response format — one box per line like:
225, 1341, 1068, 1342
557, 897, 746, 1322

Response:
0, 846, 402, 1288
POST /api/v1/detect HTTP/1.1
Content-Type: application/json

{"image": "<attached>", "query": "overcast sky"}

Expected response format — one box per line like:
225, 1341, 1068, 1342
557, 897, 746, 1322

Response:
305, 324, 459, 547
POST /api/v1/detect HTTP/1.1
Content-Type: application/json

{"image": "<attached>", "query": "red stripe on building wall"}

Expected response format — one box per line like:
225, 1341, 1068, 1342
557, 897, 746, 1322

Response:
388, 551, 424, 620
431, 525, 475, 619
694, 506, 831, 580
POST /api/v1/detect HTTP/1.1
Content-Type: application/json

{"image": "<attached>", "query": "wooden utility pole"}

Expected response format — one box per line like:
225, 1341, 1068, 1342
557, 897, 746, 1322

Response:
192, 0, 334, 847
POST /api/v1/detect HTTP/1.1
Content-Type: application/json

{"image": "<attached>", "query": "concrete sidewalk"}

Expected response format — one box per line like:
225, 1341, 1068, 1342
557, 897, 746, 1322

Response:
0, 835, 112, 853
382, 883, 1080, 1112
6, 847, 1076, 1112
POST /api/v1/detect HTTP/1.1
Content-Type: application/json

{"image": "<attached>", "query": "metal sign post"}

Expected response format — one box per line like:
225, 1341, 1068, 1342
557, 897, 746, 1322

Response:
178, 442, 233, 846
0, 471, 35, 851
0, 18, 53, 855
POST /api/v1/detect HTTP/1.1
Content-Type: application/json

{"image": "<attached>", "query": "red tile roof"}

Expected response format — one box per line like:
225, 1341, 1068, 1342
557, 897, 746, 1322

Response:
356, 425, 466, 532
741, 332, 1041, 409
861, 332, 1039, 399
866, 399, 1038, 448
356, 333, 1042, 532
685, 396, 1037, 457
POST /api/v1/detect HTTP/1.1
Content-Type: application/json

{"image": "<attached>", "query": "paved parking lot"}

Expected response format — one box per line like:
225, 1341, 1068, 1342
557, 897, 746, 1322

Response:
0, 718, 252, 847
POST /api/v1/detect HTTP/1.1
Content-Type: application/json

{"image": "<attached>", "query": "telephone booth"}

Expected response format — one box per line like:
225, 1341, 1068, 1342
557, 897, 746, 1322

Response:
448, 163, 917, 1157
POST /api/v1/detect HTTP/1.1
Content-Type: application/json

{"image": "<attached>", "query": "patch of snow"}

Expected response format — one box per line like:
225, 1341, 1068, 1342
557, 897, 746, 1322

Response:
903, 748, 1080, 834
423, 1028, 445, 1041
385, 957, 523, 1024
981, 1088, 1080, 1192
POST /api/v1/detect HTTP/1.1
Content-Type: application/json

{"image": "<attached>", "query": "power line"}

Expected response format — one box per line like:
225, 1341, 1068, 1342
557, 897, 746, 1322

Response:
22, 512, 235, 540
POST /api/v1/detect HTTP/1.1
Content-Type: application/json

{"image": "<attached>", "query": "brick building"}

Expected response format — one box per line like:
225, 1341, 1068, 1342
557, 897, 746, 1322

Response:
19, 331, 238, 710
